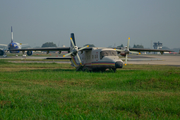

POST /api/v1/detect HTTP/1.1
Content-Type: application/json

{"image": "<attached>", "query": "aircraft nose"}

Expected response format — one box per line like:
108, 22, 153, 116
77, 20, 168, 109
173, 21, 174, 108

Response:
115, 61, 123, 68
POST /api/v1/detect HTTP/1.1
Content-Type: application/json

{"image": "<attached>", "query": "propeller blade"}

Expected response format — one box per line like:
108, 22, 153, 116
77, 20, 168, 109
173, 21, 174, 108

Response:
70, 38, 75, 48
78, 45, 89, 51
71, 33, 76, 46
129, 51, 140, 54
127, 37, 130, 50
125, 54, 128, 66
125, 37, 130, 65
76, 54, 82, 65
63, 52, 72, 57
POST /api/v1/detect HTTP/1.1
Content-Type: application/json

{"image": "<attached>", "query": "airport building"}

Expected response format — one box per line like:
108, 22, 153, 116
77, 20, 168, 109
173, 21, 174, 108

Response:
153, 41, 162, 54
153, 41, 162, 49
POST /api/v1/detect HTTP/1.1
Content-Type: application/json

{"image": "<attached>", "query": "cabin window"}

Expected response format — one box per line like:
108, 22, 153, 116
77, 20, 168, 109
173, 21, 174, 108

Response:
100, 51, 117, 59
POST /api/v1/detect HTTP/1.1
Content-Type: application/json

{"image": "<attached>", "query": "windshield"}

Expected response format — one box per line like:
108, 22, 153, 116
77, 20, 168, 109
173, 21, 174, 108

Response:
100, 50, 117, 59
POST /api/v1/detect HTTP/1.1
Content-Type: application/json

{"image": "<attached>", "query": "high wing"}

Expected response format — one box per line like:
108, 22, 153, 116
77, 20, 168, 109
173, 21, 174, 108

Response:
21, 44, 29, 46
10, 47, 92, 52
78, 47, 92, 51
129, 48, 172, 54
10, 47, 71, 52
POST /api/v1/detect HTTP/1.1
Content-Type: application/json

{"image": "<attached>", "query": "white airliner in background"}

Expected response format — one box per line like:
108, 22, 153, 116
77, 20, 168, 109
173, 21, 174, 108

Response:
0, 26, 28, 57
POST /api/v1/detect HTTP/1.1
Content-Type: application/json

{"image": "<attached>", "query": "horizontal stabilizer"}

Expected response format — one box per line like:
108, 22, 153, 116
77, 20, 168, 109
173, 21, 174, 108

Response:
46, 57, 71, 60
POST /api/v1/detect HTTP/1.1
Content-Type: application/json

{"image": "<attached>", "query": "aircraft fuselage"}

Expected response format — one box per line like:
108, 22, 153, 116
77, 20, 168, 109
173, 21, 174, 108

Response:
71, 47, 123, 71
8, 42, 21, 53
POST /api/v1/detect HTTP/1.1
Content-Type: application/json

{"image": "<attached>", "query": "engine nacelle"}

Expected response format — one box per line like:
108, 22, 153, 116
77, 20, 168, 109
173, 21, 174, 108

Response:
27, 51, 33, 56
0, 50, 5, 56
120, 52, 126, 57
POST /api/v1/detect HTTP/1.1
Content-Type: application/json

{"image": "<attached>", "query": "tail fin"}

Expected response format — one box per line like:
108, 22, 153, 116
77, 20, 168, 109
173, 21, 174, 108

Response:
70, 33, 76, 47
11, 26, 13, 43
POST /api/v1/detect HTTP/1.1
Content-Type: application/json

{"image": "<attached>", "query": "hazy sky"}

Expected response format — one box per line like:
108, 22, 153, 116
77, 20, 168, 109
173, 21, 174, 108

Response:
0, 0, 180, 48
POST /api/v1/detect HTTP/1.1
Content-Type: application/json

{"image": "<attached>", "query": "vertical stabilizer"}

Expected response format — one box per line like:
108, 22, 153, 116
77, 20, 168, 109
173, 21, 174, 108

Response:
11, 26, 13, 43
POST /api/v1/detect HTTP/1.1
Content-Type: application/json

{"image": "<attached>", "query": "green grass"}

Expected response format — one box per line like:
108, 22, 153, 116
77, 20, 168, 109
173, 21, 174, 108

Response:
0, 59, 180, 119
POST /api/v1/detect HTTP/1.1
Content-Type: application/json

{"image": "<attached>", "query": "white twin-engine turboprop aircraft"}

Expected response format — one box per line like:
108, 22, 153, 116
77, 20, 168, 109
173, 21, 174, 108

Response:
11, 33, 171, 72
61, 33, 135, 72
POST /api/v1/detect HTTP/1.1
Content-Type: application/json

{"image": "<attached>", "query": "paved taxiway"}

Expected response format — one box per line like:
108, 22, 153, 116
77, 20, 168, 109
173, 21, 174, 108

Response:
127, 55, 180, 66
0, 55, 180, 66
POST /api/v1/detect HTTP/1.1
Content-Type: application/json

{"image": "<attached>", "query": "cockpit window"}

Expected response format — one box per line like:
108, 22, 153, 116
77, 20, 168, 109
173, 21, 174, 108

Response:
100, 51, 117, 59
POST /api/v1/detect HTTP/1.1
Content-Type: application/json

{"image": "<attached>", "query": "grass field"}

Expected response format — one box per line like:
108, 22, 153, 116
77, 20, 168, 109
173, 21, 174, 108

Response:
0, 59, 180, 119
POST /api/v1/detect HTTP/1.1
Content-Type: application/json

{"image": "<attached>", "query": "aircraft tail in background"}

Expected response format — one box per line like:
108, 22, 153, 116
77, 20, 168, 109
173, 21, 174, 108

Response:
11, 26, 13, 43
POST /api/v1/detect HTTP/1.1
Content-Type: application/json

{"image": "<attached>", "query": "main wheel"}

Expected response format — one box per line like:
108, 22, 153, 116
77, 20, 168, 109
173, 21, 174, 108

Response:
112, 68, 116, 72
